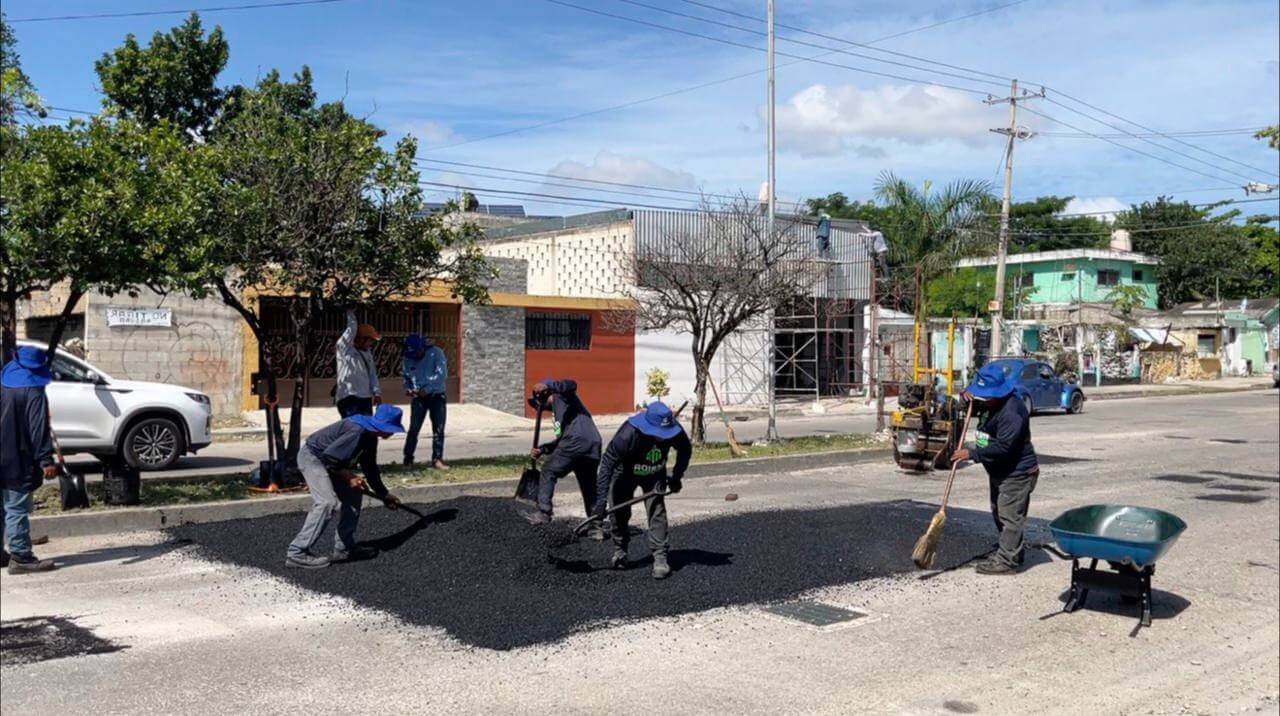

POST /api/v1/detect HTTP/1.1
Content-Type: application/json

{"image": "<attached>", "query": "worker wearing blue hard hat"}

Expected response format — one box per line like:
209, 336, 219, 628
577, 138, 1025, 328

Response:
951, 361, 1040, 575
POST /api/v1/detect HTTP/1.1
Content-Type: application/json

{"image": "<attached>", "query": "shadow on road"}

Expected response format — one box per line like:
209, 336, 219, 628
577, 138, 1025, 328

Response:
51, 539, 194, 569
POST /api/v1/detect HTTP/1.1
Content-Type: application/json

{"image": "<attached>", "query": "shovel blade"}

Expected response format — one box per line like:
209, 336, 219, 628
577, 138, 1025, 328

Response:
515, 467, 541, 502
59, 469, 90, 510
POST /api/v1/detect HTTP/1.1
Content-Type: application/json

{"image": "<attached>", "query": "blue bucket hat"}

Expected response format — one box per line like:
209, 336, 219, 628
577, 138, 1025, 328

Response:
349, 404, 406, 434
403, 334, 427, 360
966, 362, 1018, 400
2, 346, 53, 389
627, 401, 683, 440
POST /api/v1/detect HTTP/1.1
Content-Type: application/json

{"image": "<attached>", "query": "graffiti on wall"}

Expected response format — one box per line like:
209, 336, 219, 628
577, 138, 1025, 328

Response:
116, 319, 235, 393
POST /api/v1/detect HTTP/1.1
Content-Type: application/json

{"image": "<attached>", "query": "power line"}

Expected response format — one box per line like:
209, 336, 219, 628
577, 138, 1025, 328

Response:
1042, 128, 1266, 139
606, 0, 1007, 89
421, 166, 715, 206
1044, 87, 1279, 179
417, 158, 746, 201
10, 0, 354, 23
425, 0, 1032, 151
1039, 97, 1270, 184
540, 0, 993, 96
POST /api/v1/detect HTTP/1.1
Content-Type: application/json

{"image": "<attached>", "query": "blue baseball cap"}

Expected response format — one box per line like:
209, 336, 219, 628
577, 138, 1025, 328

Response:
627, 400, 683, 440
1, 346, 52, 389
966, 362, 1018, 400
349, 404, 406, 435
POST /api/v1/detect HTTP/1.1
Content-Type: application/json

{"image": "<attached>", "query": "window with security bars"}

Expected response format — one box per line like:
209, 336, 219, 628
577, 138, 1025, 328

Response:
1097, 269, 1120, 287
526, 312, 592, 350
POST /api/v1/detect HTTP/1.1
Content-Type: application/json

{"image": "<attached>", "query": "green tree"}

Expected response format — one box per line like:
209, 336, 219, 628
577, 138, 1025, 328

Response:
1, 118, 221, 362
1256, 126, 1279, 150
1000, 195, 1110, 253
1, 12, 45, 126
1241, 215, 1279, 298
95, 12, 228, 139
1104, 284, 1149, 318
926, 267, 1036, 319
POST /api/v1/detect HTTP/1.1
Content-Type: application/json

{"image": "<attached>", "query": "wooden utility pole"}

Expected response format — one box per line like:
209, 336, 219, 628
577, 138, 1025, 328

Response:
984, 80, 1043, 358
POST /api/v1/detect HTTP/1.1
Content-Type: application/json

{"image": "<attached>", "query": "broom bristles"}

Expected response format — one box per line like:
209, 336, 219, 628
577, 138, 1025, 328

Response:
726, 425, 746, 458
911, 509, 947, 569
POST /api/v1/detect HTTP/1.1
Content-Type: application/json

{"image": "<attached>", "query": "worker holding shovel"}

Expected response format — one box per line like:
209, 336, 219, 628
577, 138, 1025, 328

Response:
524, 379, 603, 535
592, 401, 692, 580
1, 346, 58, 574
950, 362, 1040, 576
285, 404, 405, 569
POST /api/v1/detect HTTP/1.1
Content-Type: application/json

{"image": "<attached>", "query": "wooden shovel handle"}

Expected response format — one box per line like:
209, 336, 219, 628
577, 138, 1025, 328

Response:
939, 401, 976, 509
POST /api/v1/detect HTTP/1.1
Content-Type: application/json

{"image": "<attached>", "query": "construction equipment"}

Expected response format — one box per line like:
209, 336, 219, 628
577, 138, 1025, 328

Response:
890, 298, 965, 471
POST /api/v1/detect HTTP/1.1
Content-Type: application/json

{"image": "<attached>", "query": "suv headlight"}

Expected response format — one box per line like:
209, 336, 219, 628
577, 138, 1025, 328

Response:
185, 392, 212, 407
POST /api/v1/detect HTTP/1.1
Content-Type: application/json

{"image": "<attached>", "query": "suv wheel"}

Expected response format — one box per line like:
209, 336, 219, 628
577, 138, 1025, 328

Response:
122, 417, 184, 471
1067, 391, 1085, 414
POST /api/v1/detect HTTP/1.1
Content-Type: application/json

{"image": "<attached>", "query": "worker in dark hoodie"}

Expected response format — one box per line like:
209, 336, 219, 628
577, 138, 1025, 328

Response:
592, 401, 692, 580
951, 362, 1040, 575
524, 379, 604, 536
0, 346, 59, 574
285, 403, 405, 569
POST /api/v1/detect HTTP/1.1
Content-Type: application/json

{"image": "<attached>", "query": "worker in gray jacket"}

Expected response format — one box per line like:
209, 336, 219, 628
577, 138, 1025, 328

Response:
0, 346, 59, 574
951, 362, 1040, 576
286, 404, 404, 569
335, 308, 382, 417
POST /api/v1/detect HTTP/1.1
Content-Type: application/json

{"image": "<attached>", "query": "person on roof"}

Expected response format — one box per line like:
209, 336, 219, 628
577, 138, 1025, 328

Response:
524, 379, 604, 536
285, 404, 405, 569
951, 361, 1041, 576
592, 401, 692, 580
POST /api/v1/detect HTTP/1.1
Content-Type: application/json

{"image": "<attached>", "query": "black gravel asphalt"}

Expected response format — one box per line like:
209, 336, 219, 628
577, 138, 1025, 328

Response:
172, 497, 996, 650
1, 616, 125, 666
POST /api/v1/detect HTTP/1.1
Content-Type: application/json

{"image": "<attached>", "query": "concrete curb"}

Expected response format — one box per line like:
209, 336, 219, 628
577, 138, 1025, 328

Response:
1086, 383, 1273, 402
31, 447, 892, 538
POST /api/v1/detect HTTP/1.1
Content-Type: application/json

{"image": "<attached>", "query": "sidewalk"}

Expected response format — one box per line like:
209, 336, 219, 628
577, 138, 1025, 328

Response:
1083, 375, 1274, 400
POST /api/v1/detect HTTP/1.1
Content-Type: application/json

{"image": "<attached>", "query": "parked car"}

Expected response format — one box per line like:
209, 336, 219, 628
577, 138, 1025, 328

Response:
982, 358, 1086, 415
18, 340, 213, 470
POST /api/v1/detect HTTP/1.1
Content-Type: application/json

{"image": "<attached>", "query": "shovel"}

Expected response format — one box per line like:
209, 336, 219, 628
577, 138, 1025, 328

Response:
514, 397, 545, 502
360, 488, 428, 520
46, 407, 90, 510
572, 488, 670, 537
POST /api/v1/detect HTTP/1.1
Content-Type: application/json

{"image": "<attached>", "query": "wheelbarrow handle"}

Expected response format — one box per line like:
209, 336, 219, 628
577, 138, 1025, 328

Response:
572, 488, 671, 536
359, 488, 427, 520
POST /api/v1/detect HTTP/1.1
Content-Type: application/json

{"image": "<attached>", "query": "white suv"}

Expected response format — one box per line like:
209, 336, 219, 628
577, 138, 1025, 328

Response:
21, 340, 214, 471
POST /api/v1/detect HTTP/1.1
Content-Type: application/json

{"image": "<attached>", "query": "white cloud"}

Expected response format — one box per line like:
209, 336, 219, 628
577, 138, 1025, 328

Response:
1061, 196, 1129, 221
772, 83, 996, 157
546, 151, 699, 193
416, 121, 459, 147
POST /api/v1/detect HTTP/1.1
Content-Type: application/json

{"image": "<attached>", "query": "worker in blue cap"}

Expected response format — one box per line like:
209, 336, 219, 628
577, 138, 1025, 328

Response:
1, 346, 59, 574
951, 361, 1040, 575
285, 403, 406, 569
592, 401, 692, 579
401, 333, 449, 469
524, 379, 603, 534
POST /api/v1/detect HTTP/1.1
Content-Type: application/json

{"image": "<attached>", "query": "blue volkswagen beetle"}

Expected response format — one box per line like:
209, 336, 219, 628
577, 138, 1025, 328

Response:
981, 358, 1086, 415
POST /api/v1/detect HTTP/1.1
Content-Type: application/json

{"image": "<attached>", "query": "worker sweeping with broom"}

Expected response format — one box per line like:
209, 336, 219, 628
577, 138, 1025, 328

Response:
927, 362, 1039, 576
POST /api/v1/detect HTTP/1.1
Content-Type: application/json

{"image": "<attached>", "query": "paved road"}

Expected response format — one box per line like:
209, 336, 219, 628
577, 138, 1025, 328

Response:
3, 390, 1278, 714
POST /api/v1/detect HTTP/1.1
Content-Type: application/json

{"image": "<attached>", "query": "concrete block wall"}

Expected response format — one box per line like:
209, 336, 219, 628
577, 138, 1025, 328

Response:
461, 304, 525, 415
83, 289, 245, 417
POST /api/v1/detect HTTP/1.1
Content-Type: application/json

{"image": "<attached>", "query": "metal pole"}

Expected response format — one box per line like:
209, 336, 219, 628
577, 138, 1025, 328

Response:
869, 249, 882, 431
990, 78, 1018, 359
765, 0, 779, 441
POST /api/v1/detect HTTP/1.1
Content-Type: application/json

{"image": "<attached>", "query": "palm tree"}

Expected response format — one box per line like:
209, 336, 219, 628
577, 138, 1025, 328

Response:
873, 171, 996, 281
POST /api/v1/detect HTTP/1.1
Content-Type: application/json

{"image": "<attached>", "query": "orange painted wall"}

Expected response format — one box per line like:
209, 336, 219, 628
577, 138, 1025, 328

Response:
524, 310, 636, 417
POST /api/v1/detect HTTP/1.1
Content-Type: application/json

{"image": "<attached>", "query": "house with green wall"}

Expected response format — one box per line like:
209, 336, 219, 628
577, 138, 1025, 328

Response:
954, 247, 1160, 309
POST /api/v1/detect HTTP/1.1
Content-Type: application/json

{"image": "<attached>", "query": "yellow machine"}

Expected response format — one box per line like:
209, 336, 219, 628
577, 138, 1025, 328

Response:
890, 317, 965, 471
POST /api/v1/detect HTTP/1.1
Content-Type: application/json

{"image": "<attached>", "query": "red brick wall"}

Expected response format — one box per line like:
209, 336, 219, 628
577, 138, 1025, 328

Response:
524, 310, 635, 417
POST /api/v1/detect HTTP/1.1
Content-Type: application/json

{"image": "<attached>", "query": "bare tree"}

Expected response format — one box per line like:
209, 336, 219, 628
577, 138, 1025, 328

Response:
623, 197, 825, 444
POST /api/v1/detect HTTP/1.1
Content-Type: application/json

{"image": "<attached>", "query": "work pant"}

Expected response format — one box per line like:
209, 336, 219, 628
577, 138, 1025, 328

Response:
287, 449, 362, 558
336, 396, 374, 418
988, 470, 1039, 567
1, 488, 34, 558
405, 393, 446, 463
537, 451, 599, 516
610, 470, 669, 557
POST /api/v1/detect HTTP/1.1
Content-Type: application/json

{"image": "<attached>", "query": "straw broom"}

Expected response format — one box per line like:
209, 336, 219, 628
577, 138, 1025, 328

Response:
912, 401, 976, 569
707, 374, 746, 458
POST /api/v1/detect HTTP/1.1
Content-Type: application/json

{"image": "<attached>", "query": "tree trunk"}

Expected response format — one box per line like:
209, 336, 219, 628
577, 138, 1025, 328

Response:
215, 281, 287, 461
43, 289, 85, 366
1, 291, 16, 364
690, 360, 709, 446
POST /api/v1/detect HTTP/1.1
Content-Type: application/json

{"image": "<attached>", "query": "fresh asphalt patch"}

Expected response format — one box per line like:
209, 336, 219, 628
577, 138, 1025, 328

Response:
1, 616, 125, 666
172, 497, 995, 651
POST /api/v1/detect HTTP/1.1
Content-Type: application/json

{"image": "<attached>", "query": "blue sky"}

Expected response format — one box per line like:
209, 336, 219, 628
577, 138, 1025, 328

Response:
8, 0, 1280, 217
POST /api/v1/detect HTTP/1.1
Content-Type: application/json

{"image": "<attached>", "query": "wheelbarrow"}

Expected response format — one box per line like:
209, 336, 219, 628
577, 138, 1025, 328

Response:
1049, 504, 1187, 628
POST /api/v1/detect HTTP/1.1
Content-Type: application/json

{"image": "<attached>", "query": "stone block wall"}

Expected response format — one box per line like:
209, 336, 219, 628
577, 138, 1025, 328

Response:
461, 304, 525, 415
83, 289, 245, 417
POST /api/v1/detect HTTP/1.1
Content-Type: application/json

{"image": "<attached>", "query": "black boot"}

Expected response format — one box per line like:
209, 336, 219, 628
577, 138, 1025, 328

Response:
8, 554, 56, 575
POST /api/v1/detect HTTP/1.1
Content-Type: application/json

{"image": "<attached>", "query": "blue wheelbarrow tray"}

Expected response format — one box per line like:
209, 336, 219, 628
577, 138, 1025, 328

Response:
1050, 504, 1187, 568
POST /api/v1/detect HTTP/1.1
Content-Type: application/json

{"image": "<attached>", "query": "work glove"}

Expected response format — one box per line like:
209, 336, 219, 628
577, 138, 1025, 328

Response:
665, 478, 682, 494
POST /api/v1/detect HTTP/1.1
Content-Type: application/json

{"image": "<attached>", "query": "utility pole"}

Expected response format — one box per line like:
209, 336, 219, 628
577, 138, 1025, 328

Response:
984, 80, 1043, 358
764, 0, 780, 441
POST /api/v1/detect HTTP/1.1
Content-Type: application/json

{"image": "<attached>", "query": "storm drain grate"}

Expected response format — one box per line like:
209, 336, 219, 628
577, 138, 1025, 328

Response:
762, 601, 868, 627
